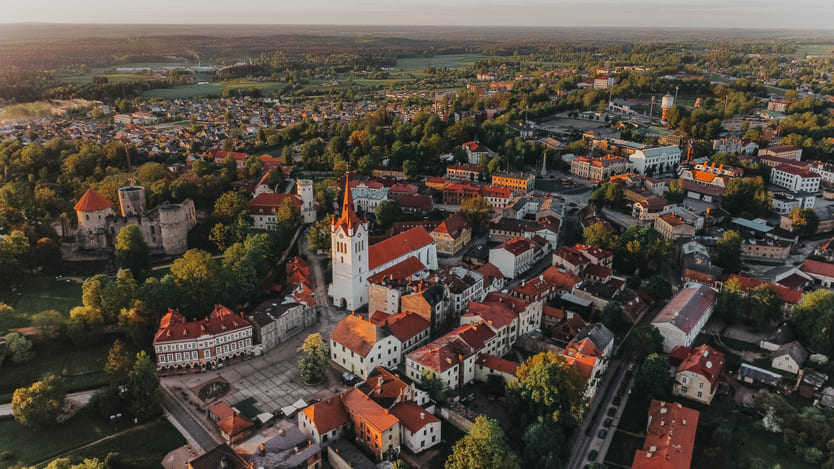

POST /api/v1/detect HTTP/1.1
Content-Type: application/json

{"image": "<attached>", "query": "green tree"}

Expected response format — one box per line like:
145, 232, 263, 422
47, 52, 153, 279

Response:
118, 301, 153, 346
297, 333, 329, 384
666, 179, 685, 204
716, 230, 742, 273
104, 339, 133, 382
590, 182, 624, 208
170, 249, 221, 314
115, 225, 150, 276
374, 200, 402, 228
445, 416, 520, 469
511, 352, 587, 424
634, 354, 669, 400
792, 290, 834, 356
583, 222, 620, 251
715, 277, 744, 323
32, 309, 65, 338
402, 160, 418, 179
723, 177, 772, 218
306, 215, 333, 254
245, 155, 263, 178
646, 275, 672, 300
788, 207, 819, 237
213, 191, 249, 223
624, 325, 664, 360
11, 375, 66, 428
127, 351, 161, 421
522, 416, 567, 469
460, 196, 493, 233
275, 198, 301, 227
419, 369, 448, 403
1, 331, 33, 365
601, 301, 623, 330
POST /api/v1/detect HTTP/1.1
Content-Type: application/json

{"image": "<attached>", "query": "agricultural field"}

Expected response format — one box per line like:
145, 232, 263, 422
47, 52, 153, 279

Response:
795, 44, 834, 58
395, 54, 483, 73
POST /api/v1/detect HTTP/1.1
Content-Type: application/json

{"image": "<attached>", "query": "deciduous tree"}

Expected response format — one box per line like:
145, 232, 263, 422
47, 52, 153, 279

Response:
127, 351, 161, 421
445, 416, 520, 469
634, 353, 669, 400
460, 196, 493, 233
12, 375, 66, 428
297, 333, 329, 384
115, 225, 150, 276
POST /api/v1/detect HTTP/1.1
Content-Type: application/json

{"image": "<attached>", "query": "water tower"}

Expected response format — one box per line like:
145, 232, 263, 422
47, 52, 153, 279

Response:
661, 93, 675, 123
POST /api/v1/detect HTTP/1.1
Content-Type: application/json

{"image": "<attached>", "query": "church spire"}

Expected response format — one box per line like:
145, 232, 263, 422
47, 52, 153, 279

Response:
334, 171, 362, 234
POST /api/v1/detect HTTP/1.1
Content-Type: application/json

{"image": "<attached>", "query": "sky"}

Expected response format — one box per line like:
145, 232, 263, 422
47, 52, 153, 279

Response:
2, 0, 833, 29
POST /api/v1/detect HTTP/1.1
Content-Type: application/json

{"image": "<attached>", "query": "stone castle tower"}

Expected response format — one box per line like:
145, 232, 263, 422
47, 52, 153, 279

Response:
296, 179, 316, 224
330, 176, 369, 310
118, 186, 146, 217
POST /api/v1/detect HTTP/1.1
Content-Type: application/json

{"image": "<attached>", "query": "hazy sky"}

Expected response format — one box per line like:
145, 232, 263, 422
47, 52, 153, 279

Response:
2, 0, 833, 29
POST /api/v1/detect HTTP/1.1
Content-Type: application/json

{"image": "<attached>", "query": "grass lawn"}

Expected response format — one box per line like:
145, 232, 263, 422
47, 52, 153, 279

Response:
0, 277, 82, 333
395, 54, 483, 73
0, 409, 145, 469
46, 419, 186, 468
0, 335, 117, 402
429, 420, 467, 469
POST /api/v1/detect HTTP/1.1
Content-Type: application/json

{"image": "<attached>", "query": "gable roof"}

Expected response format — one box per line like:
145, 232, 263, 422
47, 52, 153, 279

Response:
652, 285, 716, 334
367, 256, 426, 285
301, 395, 349, 435
390, 401, 440, 433
218, 413, 254, 437
676, 345, 725, 390
476, 354, 519, 376
369, 227, 434, 270
376, 311, 430, 343
340, 388, 399, 432
433, 213, 470, 240
801, 259, 834, 279
330, 314, 388, 357
154, 305, 250, 344
356, 367, 410, 409
74, 189, 112, 212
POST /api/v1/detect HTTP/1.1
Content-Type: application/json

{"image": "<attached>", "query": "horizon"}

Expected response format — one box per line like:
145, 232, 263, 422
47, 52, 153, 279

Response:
2, 0, 834, 30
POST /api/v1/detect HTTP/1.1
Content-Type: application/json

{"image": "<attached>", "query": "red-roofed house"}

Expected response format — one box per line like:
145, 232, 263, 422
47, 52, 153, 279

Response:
462, 141, 494, 165
652, 285, 717, 352
329, 313, 402, 379
475, 354, 519, 385
405, 322, 493, 390
249, 192, 303, 230
672, 345, 725, 404
390, 401, 441, 453
341, 388, 401, 460
632, 401, 699, 469
431, 213, 472, 255
153, 305, 254, 373
298, 395, 349, 446
489, 237, 549, 279
217, 412, 255, 444
723, 274, 803, 313
799, 259, 834, 288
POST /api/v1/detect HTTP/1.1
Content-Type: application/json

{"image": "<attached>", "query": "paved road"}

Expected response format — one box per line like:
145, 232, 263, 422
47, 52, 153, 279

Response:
161, 387, 222, 452
0, 389, 97, 417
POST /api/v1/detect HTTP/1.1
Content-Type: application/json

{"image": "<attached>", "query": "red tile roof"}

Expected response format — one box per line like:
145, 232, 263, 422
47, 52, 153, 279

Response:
390, 401, 440, 433
406, 336, 471, 373
378, 311, 430, 343
541, 266, 584, 292
301, 395, 349, 435
369, 227, 434, 270
330, 314, 383, 357
496, 237, 537, 256
554, 246, 590, 268
542, 305, 564, 319
433, 213, 470, 240
248, 192, 302, 214
475, 354, 519, 376
218, 413, 254, 437
341, 388, 399, 432
561, 353, 597, 379
463, 141, 489, 153
775, 164, 817, 178
464, 302, 517, 331
726, 274, 802, 304
676, 345, 724, 390
367, 256, 426, 284
357, 366, 409, 403
209, 402, 235, 421
397, 194, 433, 211
449, 321, 496, 350
653, 286, 716, 334
801, 259, 834, 279
74, 189, 112, 212
632, 400, 699, 469
153, 305, 250, 344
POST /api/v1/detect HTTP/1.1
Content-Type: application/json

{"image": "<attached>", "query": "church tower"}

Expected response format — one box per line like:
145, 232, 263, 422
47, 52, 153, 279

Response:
330, 176, 369, 310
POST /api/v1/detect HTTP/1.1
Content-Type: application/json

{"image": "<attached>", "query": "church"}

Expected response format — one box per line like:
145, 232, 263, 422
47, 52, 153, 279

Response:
329, 177, 437, 310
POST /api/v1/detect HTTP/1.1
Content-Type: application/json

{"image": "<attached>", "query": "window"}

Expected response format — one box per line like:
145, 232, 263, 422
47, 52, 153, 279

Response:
697, 391, 703, 398
681, 386, 688, 393
680, 376, 688, 384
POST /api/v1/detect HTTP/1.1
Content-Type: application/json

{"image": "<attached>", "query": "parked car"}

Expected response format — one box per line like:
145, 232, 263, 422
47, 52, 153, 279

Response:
603, 418, 613, 428
598, 429, 608, 439
588, 450, 599, 461
607, 407, 616, 417
613, 396, 621, 406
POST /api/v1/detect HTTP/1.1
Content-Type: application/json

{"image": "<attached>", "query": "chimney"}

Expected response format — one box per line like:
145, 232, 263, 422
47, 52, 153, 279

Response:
280, 428, 285, 436
259, 443, 265, 456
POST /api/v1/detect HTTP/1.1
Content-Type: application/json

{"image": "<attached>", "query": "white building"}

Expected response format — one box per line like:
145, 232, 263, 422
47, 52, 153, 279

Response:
771, 165, 821, 193
652, 285, 717, 352
352, 184, 389, 213
488, 237, 548, 279
629, 146, 683, 175
330, 178, 437, 310
329, 313, 402, 379
390, 401, 442, 454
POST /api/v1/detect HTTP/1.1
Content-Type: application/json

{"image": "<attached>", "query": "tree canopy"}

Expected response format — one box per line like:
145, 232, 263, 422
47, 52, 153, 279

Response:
12, 375, 66, 428
445, 416, 520, 469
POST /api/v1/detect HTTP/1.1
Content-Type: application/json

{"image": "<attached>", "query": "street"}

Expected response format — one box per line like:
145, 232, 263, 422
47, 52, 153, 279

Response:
161, 387, 222, 452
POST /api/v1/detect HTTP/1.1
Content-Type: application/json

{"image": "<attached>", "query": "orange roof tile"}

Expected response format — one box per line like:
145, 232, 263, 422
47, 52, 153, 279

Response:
74, 189, 112, 212
476, 354, 519, 376
217, 413, 254, 436
367, 256, 426, 284
330, 314, 383, 358
341, 388, 399, 432
632, 400, 699, 469
368, 227, 434, 270
390, 401, 439, 433
676, 345, 724, 390
301, 395, 348, 435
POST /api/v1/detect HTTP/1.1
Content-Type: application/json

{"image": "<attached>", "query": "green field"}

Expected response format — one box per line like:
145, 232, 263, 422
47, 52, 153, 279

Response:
0, 336, 116, 402
795, 44, 834, 57
43, 419, 186, 469
395, 54, 483, 73
0, 413, 181, 469
0, 277, 82, 333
